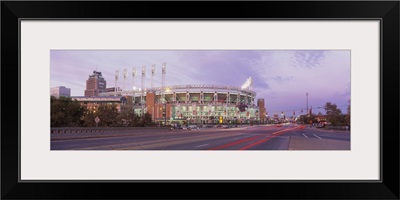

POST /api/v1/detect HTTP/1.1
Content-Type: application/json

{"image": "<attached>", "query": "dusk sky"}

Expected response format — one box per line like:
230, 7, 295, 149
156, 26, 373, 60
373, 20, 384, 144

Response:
50, 50, 350, 116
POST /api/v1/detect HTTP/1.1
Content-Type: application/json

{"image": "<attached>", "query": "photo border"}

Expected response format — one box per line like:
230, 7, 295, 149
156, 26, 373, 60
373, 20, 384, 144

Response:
2, 1, 399, 199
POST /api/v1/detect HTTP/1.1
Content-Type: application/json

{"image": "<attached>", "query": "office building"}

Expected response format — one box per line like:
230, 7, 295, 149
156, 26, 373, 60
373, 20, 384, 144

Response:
50, 86, 71, 98
84, 71, 107, 96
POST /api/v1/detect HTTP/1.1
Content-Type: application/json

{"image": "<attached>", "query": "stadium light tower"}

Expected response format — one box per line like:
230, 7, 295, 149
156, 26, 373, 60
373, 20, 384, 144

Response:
151, 64, 156, 89
132, 67, 137, 91
115, 70, 119, 96
161, 62, 166, 103
141, 66, 146, 116
123, 68, 127, 93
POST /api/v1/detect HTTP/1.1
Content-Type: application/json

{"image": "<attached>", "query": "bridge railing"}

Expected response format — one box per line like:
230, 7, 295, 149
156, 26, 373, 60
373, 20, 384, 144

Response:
50, 127, 170, 134
324, 125, 350, 131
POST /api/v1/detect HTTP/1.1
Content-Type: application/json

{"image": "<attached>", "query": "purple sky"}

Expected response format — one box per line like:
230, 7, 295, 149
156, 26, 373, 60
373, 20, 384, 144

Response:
50, 50, 350, 116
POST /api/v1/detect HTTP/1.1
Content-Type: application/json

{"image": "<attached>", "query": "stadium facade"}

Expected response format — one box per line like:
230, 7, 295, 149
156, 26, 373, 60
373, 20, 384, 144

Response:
99, 81, 266, 125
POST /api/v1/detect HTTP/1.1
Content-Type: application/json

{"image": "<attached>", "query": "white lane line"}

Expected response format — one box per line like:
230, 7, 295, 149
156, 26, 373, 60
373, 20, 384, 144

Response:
302, 134, 309, 138
194, 144, 209, 148
232, 137, 240, 140
313, 134, 322, 139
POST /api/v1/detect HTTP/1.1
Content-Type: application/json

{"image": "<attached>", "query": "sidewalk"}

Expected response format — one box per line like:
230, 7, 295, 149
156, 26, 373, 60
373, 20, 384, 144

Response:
304, 126, 350, 133
288, 136, 350, 150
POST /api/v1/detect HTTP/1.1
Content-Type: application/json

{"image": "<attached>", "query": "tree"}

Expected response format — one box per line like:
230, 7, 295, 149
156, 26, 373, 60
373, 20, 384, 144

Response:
96, 104, 119, 127
141, 113, 153, 127
345, 100, 351, 126
82, 104, 119, 127
116, 104, 155, 127
297, 114, 318, 124
324, 102, 346, 126
51, 96, 86, 127
117, 104, 139, 126
82, 109, 97, 127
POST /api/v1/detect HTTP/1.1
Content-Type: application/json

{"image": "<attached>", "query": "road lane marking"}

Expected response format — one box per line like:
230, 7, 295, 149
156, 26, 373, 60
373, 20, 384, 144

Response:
313, 134, 322, 139
302, 134, 309, 138
194, 144, 209, 148
232, 137, 240, 140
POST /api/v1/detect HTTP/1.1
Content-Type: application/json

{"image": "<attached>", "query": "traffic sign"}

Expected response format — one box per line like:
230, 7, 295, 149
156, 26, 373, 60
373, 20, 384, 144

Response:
95, 116, 100, 124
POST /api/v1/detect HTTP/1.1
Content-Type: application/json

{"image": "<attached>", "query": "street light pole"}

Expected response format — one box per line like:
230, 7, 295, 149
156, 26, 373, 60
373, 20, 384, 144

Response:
306, 92, 309, 115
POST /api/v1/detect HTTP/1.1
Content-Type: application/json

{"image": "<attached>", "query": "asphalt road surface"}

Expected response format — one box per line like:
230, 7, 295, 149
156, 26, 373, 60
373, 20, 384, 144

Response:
51, 124, 350, 150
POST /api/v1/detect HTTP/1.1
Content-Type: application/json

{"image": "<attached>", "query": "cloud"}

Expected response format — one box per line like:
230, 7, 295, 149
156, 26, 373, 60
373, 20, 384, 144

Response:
50, 50, 350, 115
246, 50, 350, 114
292, 50, 327, 69
174, 50, 267, 88
270, 76, 294, 84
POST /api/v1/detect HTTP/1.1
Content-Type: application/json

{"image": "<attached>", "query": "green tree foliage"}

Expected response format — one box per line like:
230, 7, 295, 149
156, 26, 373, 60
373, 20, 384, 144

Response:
51, 96, 154, 127
345, 100, 351, 126
96, 104, 120, 127
83, 104, 154, 127
82, 104, 119, 127
82, 109, 97, 127
141, 113, 153, 127
324, 102, 346, 126
117, 105, 140, 126
51, 96, 86, 127
297, 114, 318, 124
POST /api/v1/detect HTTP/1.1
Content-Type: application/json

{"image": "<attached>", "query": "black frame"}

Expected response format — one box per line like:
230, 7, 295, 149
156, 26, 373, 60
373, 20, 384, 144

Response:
2, 1, 399, 199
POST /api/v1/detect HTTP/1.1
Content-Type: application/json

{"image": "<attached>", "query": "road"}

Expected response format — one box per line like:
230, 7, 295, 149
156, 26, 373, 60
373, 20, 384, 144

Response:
51, 124, 350, 150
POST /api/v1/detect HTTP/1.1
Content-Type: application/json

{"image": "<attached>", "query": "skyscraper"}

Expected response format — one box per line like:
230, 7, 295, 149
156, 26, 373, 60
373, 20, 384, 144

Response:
84, 71, 107, 96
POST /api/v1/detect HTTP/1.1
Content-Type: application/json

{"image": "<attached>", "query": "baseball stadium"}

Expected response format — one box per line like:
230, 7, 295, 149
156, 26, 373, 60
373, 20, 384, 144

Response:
74, 65, 266, 125
100, 82, 264, 125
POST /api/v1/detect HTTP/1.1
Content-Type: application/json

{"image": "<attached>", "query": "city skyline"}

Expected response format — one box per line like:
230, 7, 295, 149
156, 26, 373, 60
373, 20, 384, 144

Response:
50, 50, 351, 116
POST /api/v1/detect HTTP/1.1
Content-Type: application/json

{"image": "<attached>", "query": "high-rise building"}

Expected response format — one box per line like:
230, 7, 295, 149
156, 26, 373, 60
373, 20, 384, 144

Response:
257, 98, 266, 123
84, 71, 107, 96
50, 86, 71, 98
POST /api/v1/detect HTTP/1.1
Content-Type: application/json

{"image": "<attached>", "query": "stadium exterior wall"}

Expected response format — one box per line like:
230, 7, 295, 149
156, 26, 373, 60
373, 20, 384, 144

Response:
99, 85, 265, 125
